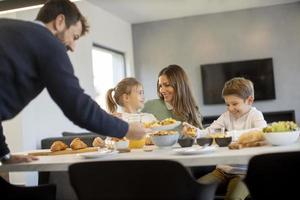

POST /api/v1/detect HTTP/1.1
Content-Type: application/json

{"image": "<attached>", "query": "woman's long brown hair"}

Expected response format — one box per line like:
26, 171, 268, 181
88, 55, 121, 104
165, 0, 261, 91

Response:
157, 65, 203, 128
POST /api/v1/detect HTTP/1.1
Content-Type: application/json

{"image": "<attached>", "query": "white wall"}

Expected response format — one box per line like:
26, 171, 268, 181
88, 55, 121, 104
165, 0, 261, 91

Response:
133, 2, 300, 124
1, 1, 134, 185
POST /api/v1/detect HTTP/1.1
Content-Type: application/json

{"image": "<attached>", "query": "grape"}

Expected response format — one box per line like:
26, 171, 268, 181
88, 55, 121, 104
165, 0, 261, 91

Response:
263, 121, 298, 133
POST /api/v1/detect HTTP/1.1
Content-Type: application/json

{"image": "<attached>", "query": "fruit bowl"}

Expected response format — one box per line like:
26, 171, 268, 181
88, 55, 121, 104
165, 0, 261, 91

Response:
264, 131, 299, 146
263, 121, 299, 146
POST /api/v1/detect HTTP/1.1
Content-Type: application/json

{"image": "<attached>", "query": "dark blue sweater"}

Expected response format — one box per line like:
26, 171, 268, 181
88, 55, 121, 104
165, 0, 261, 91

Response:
0, 19, 128, 157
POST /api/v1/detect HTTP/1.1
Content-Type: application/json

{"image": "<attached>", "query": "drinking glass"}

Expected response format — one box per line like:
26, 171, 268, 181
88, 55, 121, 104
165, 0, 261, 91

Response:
208, 127, 225, 144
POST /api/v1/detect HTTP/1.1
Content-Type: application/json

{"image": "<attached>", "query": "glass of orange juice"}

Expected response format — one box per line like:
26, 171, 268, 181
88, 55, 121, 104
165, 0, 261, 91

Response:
129, 137, 146, 149
208, 127, 225, 144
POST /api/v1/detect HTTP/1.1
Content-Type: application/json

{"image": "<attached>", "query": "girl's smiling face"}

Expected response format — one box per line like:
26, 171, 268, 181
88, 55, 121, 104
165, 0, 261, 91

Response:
123, 85, 145, 112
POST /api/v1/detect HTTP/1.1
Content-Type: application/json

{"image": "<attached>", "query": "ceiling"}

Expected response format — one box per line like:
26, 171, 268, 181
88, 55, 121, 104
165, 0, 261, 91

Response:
0, 0, 79, 13
86, 0, 300, 24
0, 0, 46, 12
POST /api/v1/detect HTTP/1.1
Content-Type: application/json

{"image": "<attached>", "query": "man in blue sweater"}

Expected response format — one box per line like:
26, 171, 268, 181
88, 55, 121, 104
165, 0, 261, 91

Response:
0, 0, 147, 164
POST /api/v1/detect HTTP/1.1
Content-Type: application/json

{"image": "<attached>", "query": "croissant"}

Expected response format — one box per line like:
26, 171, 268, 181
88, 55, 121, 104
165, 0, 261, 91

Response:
50, 141, 68, 152
238, 130, 264, 144
70, 138, 88, 150
229, 130, 266, 149
92, 137, 105, 148
229, 140, 267, 149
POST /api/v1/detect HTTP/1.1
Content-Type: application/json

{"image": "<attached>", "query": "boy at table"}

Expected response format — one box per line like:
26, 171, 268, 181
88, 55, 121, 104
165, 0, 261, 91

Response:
198, 77, 267, 200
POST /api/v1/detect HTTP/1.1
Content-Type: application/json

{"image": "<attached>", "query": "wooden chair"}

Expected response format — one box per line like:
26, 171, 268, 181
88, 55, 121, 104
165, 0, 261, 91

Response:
244, 151, 300, 200
0, 176, 56, 200
69, 160, 218, 200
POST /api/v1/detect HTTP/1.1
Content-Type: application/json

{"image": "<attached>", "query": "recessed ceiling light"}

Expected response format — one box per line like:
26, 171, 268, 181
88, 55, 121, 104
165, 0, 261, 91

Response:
0, 0, 81, 15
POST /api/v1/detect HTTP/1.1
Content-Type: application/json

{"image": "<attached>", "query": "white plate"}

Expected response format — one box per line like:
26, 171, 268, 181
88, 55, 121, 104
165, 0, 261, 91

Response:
77, 149, 118, 159
151, 121, 181, 131
173, 146, 217, 155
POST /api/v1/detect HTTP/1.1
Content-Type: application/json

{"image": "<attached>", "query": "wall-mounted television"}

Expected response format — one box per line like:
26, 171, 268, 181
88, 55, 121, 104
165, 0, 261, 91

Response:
201, 58, 276, 105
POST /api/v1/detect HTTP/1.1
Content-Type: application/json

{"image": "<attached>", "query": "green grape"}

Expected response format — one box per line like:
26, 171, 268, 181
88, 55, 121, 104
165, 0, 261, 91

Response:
263, 121, 299, 133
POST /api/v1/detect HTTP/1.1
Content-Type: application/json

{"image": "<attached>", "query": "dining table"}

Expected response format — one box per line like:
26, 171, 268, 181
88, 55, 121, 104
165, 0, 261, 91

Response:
1, 142, 300, 172
2, 142, 300, 200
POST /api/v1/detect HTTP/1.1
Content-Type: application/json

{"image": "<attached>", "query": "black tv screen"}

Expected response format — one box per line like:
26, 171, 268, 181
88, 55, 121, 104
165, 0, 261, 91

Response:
201, 58, 276, 104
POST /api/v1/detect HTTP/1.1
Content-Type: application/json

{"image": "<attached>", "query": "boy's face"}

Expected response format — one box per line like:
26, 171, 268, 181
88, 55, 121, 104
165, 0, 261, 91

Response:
224, 95, 254, 119
127, 85, 145, 110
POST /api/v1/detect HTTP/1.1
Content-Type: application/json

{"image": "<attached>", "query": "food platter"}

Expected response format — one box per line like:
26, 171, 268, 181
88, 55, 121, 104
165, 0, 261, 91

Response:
173, 146, 217, 155
28, 147, 99, 156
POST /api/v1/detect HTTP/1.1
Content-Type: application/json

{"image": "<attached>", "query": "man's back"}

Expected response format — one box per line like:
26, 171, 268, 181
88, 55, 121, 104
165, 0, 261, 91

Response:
0, 0, 146, 165
0, 18, 65, 120
0, 18, 128, 139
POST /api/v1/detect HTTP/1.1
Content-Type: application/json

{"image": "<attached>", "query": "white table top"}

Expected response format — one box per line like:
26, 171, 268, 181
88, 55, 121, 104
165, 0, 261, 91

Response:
1, 143, 300, 172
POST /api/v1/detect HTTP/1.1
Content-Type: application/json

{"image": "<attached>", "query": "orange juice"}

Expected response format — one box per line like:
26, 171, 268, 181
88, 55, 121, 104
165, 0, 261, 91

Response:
129, 137, 146, 149
208, 128, 225, 144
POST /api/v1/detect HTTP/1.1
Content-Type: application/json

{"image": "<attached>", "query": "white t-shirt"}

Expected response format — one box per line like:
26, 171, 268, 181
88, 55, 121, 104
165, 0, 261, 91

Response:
209, 107, 267, 174
209, 107, 267, 131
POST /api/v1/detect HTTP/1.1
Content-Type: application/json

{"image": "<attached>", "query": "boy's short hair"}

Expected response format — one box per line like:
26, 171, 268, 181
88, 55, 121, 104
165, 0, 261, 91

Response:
222, 77, 254, 100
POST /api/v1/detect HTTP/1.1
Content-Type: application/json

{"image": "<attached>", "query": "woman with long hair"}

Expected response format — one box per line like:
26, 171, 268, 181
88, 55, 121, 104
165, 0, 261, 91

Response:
142, 64, 203, 129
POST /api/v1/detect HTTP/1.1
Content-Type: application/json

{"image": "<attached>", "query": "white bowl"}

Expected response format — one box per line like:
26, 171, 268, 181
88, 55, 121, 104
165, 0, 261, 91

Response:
264, 131, 300, 146
114, 140, 129, 149
151, 133, 179, 148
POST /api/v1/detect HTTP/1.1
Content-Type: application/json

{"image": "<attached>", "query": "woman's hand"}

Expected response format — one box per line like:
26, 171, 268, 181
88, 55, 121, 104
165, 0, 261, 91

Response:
182, 122, 197, 133
181, 122, 199, 138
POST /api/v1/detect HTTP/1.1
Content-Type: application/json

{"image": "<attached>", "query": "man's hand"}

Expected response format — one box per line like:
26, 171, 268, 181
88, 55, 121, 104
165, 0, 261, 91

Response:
3, 155, 38, 164
112, 112, 122, 119
126, 122, 150, 140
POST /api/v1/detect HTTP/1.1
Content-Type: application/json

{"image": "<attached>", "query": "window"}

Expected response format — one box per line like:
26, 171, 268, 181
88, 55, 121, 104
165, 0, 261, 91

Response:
92, 44, 126, 110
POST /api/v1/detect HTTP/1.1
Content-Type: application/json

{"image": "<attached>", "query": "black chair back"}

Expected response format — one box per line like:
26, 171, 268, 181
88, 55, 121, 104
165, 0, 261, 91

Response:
69, 160, 218, 200
245, 151, 300, 200
0, 176, 56, 200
